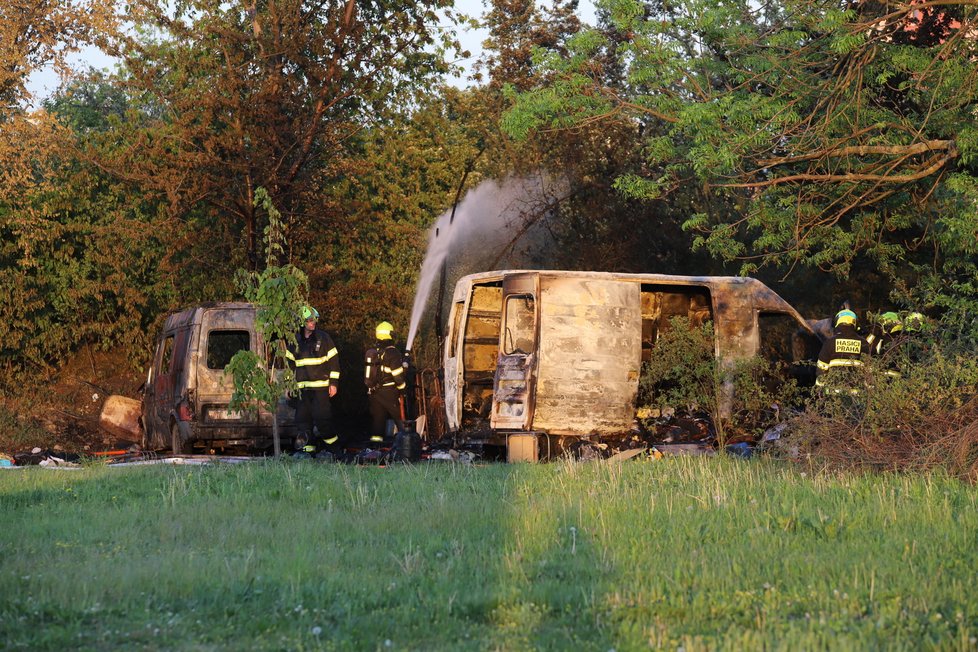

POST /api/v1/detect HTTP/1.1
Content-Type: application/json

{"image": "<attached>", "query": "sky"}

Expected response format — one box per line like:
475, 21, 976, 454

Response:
25, 0, 598, 105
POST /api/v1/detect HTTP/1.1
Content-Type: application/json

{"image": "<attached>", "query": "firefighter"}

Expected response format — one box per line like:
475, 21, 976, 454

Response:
286, 306, 341, 457
866, 311, 903, 356
364, 321, 406, 444
815, 308, 871, 393
904, 311, 927, 334
900, 311, 932, 366
865, 311, 904, 379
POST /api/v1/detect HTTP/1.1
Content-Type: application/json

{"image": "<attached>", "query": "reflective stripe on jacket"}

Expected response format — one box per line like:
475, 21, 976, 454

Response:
366, 344, 406, 391
286, 329, 340, 390
815, 324, 869, 387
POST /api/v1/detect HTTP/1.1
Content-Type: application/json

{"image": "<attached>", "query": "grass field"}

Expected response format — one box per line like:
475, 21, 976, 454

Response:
1, 456, 976, 651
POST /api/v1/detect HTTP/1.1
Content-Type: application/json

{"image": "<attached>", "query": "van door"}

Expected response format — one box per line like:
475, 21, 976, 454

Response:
150, 332, 176, 448
196, 307, 257, 426
531, 276, 642, 434
444, 301, 465, 431
491, 274, 538, 430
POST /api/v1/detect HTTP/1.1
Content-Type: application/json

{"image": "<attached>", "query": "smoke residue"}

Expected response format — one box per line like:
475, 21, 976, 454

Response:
406, 175, 567, 350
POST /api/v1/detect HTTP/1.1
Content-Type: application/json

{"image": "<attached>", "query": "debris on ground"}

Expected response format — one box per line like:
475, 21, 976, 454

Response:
429, 449, 477, 464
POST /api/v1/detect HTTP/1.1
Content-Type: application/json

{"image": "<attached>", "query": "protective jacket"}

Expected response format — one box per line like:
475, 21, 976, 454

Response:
815, 324, 870, 389
287, 329, 340, 390
365, 344, 406, 392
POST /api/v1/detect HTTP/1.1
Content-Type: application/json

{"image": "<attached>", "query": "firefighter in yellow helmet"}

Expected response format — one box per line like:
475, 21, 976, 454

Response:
815, 308, 871, 393
865, 311, 903, 356
364, 321, 406, 444
285, 306, 341, 457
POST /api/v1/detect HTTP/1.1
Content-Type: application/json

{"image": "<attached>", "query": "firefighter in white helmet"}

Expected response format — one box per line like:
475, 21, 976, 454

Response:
364, 321, 406, 444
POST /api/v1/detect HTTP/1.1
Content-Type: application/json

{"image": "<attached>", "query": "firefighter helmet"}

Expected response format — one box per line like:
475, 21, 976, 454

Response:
904, 312, 926, 332
879, 311, 903, 334
376, 321, 394, 340
834, 309, 858, 326
302, 306, 319, 321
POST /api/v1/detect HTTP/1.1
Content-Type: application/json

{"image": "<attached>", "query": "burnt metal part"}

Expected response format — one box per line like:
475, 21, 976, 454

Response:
441, 270, 813, 461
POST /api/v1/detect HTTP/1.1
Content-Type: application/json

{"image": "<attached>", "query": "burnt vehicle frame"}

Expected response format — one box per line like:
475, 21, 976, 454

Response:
141, 302, 295, 454
441, 270, 814, 460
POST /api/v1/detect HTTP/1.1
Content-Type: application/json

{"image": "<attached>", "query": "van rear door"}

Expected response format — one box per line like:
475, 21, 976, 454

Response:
196, 306, 258, 426
491, 274, 538, 430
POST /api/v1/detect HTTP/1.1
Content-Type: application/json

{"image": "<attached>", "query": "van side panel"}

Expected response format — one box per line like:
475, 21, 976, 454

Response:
532, 277, 641, 434
712, 287, 758, 366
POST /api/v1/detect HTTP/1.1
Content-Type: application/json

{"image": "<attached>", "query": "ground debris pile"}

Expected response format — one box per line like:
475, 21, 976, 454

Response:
786, 394, 978, 481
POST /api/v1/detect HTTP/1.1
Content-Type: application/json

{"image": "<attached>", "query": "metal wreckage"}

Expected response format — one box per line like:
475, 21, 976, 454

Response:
98, 271, 819, 463
433, 270, 816, 462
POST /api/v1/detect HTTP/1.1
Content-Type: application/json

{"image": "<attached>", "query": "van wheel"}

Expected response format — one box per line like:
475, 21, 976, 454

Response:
171, 422, 188, 455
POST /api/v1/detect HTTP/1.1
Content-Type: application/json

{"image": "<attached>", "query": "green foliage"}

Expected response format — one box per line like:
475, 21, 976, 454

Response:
503, 0, 978, 308
225, 189, 307, 453
793, 317, 978, 478
638, 317, 799, 443
639, 318, 720, 417
0, 97, 175, 391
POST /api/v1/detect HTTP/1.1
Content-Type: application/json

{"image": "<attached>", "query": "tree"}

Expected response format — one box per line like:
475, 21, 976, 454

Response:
503, 0, 978, 298
87, 0, 459, 270
0, 0, 116, 112
225, 188, 308, 457
0, 77, 177, 390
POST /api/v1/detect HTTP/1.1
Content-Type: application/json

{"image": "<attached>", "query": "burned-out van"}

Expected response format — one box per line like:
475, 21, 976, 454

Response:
442, 271, 813, 459
141, 302, 294, 453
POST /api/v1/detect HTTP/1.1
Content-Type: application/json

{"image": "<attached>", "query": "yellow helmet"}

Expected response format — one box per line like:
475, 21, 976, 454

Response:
301, 306, 319, 321
375, 321, 394, 340
879, 311, 903, 334
904, 312, 926, 332
834, 309, 857, 326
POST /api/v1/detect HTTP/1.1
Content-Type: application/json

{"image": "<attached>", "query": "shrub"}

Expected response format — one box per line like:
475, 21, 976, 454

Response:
788, 316, 978, 479
637, 317, 800, 445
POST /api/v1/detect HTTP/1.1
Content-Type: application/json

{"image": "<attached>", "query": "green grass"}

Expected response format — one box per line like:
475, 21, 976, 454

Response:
1, 457, 977, 650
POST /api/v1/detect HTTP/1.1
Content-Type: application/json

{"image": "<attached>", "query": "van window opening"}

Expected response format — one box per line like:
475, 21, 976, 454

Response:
639, 284, 713, 362
160, 335, 175, 373
503, 294, 535, 355
207, 330, 251, 369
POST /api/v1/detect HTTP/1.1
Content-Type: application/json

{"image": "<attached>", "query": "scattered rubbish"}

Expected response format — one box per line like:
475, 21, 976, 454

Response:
98, 395, 142, 443
13, 448, 83, 466
355, 448, 385, 464
108, 455, 253, 467
725, 442, 754, 458
91, 449, 134, 457
429, 449, 476, 464
652, 443, 716, 457
39, 455, 81, 468
604, 447, 648, 463
761, 422, 790, 443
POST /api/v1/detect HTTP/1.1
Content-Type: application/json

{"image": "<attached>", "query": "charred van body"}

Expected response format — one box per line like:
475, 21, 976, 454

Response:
441, 271, 813, 461
141, 302, 295, 454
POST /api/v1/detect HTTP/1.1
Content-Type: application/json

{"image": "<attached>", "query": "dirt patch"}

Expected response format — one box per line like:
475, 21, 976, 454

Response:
1, 346, 144, 455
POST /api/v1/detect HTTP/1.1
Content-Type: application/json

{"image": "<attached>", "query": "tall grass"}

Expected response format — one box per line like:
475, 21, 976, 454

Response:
2, 458, 976, 650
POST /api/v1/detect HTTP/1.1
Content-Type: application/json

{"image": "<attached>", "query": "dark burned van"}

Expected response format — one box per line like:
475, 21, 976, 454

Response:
442, 271, 813, 460
141, 302, 294, 453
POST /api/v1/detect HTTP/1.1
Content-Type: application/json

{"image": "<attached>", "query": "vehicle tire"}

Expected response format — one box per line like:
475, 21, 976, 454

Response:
171, 422, 188, 455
